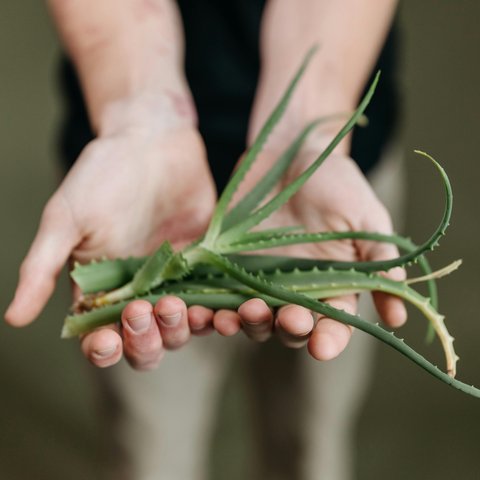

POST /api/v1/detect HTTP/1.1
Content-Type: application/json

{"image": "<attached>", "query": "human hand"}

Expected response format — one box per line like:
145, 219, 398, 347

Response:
5, 97, 216, 370
190, 138, 406, 360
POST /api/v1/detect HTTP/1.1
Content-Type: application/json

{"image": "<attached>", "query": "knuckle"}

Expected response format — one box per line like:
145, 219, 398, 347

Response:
124, 328, 162, 356
277, 329, 309, 349
41, 196, 64, 224
136, 336, 163, 356
78, 138, 106, 159
373, 203, 393, 230
164, 330, 190, 350
130, 352, 164, 372
242, 317, 273, 341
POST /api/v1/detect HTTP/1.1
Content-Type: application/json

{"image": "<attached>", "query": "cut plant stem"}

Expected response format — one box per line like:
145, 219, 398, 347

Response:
83, 244, 208, 308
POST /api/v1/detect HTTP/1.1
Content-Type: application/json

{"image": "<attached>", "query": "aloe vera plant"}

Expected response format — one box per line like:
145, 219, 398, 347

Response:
64, 49, 480, 398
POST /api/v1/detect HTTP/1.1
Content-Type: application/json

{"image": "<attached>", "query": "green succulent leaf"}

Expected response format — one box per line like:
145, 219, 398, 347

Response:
221, 112, 367, 232
218, 71, 380, 245
131, 242, 189, 294
203, 46, 318, 245
201, 249, 479, 398
221, 120, 321, 231
71, 256, 145, 294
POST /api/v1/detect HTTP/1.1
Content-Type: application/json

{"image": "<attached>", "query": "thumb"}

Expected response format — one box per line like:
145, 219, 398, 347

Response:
4, 196, 81, 327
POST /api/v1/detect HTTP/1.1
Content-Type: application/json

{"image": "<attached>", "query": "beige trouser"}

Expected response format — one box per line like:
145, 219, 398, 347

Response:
103, 150, 406, 480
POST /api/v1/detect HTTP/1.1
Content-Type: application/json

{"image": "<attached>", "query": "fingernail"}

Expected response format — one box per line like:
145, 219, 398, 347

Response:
158, 312, 181, 327
126, 313, 152, 333
92, 345, 117, 360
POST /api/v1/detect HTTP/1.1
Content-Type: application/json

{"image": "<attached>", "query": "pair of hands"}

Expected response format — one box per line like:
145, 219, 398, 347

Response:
4, 105, 406, 371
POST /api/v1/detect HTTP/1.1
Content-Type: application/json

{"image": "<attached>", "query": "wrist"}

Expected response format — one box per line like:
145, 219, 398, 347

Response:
97, 89, 198, 138
249, 0, 396, 149
49, 0, 193, 133
85, 59, 196, 134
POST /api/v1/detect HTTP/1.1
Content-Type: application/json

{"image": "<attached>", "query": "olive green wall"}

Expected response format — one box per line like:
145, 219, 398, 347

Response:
358, 4, 480, 479
0, 1, 479, 479
0, 2, 103, 479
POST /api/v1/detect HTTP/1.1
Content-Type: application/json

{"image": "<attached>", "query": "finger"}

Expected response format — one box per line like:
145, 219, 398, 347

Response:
307, 295, 357, 361
154, 296, 190, 350
363, 240, 408, 328
373, 276, 407, 328
238, 298, 273, 342
275, 305, 315, 348
4, 196, 80, 327
188, 305, 214, 336
81, 325, 123, 368
213, 310, 241, 337
122, 299, 164, 370
358, 205, 408, 328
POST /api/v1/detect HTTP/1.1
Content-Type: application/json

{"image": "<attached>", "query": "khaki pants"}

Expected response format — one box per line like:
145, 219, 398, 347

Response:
104, 150, 406, 480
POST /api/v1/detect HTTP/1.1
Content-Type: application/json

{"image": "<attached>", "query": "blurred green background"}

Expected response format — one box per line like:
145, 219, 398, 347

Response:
1, 1, 479, 479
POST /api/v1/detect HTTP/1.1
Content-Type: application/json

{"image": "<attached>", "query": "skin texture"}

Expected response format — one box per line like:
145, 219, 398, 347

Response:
4, 0, 401, 369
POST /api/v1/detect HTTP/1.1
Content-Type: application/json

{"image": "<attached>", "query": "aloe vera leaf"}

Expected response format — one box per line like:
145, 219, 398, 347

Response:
406, 259, 461, 285
168, 263, 455, 375
89, 241, 191, 307
229, 254, 331, 273
224, 250, 436, 313
63, 263, 447, 348
223, 230, 439, 309
222, 113, 368, 232
71, 256, 146, 294
219, 149, 449, 280
200, 250, 480, 398
227, 230, 418, 253
233, 251, 440, 335
69, 251, 324, 295
222, 112, 368, 232
218, 72, 380, 245
130, 242, 191, 292
222, 119, 324, 231
327, 152, 450, 277
203, 47, 318, 245
70, 243, 437, 312
228, 226, 306, 241
219, 149, 451, 304
63, 261, 456, 377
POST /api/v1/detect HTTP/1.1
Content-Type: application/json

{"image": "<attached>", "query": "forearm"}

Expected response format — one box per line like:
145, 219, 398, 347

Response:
47, 0, 195, 133
250, 0, 397, 146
